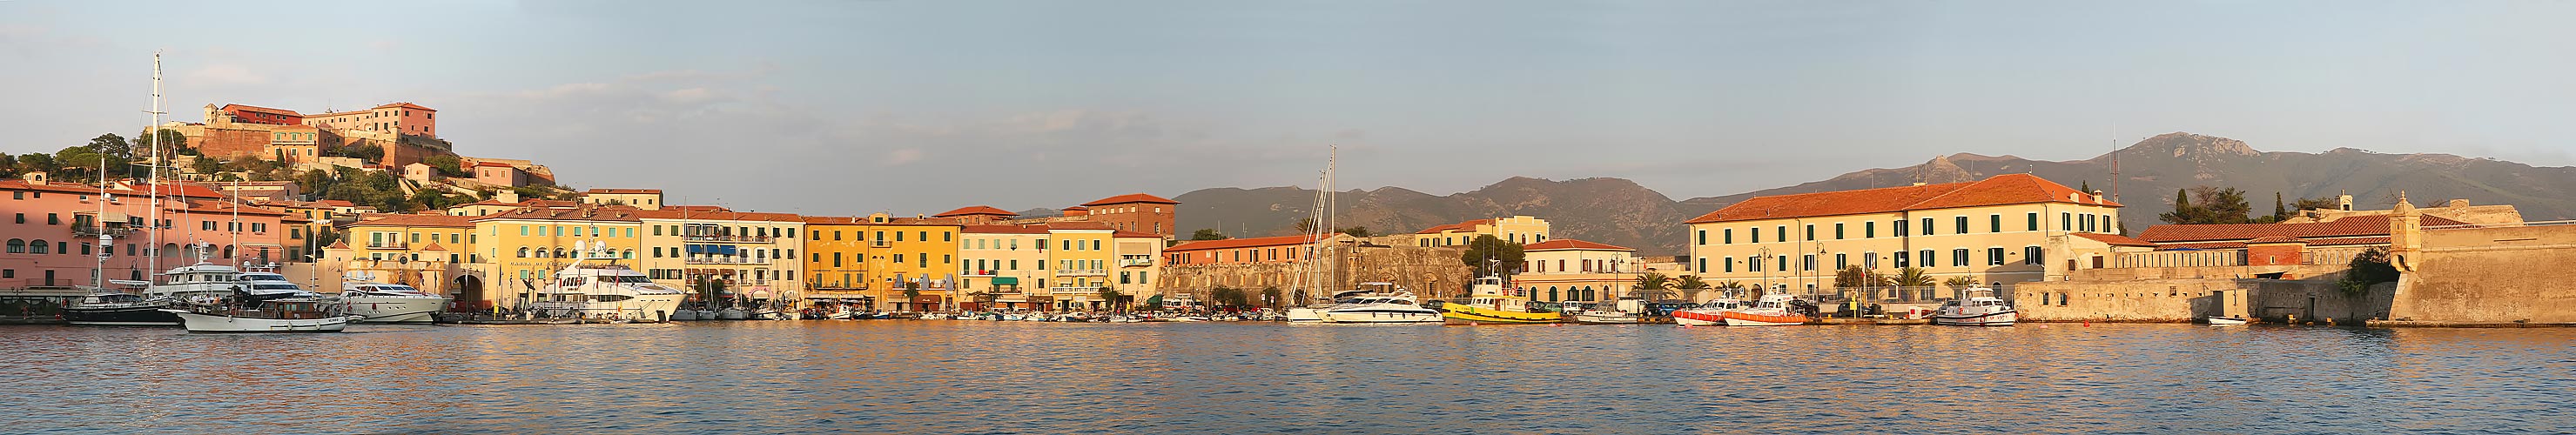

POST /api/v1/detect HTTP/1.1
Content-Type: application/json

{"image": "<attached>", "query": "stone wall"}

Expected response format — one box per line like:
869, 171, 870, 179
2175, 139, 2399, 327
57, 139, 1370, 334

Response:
1160, 244, 1472, 304
2014, 278, 2391, 323
2387, 224, 2576, 325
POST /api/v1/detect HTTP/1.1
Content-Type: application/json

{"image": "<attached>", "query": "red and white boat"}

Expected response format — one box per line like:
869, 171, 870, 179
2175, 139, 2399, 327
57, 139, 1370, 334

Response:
1718, 294, 1809, 326
1671, 298, 1745, 326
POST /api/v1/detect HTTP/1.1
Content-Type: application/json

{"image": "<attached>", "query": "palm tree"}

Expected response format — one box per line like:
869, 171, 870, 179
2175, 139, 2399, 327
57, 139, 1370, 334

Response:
1941, 276, 1980, 299
1673, 275, 1712, 302
900, 281, 924, 311
1886, 267, 1934, 301
1631, 272, 1673, 300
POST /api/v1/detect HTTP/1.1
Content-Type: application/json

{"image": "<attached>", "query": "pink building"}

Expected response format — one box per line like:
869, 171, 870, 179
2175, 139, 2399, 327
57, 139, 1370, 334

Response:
303, 102, 438, 137
2, 180, 290, 289
472, 162, 526, 187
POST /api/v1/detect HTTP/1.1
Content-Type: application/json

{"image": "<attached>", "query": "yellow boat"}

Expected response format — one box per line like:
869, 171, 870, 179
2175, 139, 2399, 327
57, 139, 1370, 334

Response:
1439, 276, 1562, 325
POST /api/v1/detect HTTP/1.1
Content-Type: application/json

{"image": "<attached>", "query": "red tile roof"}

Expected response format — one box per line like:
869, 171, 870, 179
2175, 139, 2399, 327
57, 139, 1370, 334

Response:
1524, 239, 1633, 251
468, 204, 644, 222
1167, 235, 1332, 252
2135, 215, 2465, 243
1113, 231, 1162, 238
935, 205, 1017, 218
963, 224, 1053, 235
629, 209, 804, 222
351, 213, 475, 228
585, 188, 661, 194
373, 102, 436, 111
1081, 193, 1178, 206
0, 180, 102, 195
417, 242, 447, 251
1685, 174, 2120, 224
2246, 236, 2308, 244
1416, 218, 1495, 234
474, 162, 515, 168
319, 199, 357, 207
1060, 205, 1089, 211
2073, 232, 2157, 247
182, 200, 290, 217
220, 104, 303, 117
662, 204, 730, 212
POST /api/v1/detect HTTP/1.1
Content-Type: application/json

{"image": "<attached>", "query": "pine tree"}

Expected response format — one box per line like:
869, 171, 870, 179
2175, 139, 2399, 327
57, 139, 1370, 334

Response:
2080, 180, 2091, 192
2272, 192, 2289, 222
2159, 188, 2198, 224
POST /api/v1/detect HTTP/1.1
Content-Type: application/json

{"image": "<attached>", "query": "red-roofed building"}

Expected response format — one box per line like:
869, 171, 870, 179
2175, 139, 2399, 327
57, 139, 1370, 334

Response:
1412, 216, 1550, 247
1515, 238, 1643, 304
1166, 234, 1345, 266
581, 188, 664, 210
472, 162, 526, 187
1073, 193, 1178, 238
1685, 174, 2124, 297
935, 205, 1018, 225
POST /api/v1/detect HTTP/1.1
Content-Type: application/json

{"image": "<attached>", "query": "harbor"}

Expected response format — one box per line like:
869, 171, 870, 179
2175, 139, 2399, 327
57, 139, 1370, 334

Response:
3, 321, 2568, 433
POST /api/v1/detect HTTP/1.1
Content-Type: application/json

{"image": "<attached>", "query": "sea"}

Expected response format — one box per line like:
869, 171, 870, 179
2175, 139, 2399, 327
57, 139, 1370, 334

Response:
2, 321, 2568, 434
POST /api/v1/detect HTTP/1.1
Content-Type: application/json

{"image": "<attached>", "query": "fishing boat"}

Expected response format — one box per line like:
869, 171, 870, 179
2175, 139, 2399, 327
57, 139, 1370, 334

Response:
527, 242, 686, 322
1671, 298, 1745, 326
1930, 287, 2018, 326
2204, 316, 2249, 325
1440, 276, 1562, 325
1718, 294, 1810, 326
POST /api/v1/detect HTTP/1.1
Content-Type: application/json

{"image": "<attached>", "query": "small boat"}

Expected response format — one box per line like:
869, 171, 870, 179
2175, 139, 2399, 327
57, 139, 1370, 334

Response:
1570, 309, 1642, 325
717, 308, 749, 320
1318, 282, 1443, 324
2205, 316, 2249, 325
1671, 298, 1745, 326
670, 309, 700, 321
1930, 287, 2018, 326
1719, 294, 1811, 326
160, 296, 364, 333
1439, 276, 1562, 325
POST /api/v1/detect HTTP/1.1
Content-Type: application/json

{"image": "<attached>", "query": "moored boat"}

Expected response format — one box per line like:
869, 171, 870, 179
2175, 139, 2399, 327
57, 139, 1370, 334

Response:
1719, 294, 1810, 326
161, 297, 364, 333
1319, 282, 1443, 324
2204, 316, 2249, 325
1440, 276, 1562, 325
526, 243, 686, 323
1929, 287, 2017, 326
1671, 298, 1745, 326
332, 273, 449, 325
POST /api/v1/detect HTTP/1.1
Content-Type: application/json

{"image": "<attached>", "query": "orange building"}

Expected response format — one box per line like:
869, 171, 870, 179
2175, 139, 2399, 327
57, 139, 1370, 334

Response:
1077, 193, 1179, 238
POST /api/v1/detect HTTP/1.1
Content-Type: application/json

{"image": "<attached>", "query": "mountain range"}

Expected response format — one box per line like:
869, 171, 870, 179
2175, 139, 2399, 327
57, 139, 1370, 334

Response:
1169, 132, 2576, 255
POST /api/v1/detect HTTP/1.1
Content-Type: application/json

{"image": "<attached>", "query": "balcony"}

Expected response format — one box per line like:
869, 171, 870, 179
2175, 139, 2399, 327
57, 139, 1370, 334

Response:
682, 234, 775, 244
366, 242, 407, 250
685, 256, 772, 264
1119, 258, 1154, 267
71, 225, 138, 238
869, 241, 893, 248
1057, 269, 1107, 277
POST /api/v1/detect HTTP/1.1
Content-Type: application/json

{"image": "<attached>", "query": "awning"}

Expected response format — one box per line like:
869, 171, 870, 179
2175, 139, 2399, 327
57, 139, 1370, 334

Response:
992, 277, 1019, 285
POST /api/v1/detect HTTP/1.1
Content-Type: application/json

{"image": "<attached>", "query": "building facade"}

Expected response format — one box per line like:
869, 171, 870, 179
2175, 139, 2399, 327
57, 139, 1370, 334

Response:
635, 210, 804, 302
1413, 215, 1550, 247
1511, 239, 1640, 304
467, 205, 643, 307
1684, 174, 2124, 295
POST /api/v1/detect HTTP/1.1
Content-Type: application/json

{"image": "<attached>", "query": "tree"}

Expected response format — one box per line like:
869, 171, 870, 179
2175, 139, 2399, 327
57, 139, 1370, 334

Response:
1335, 226, 1373, 238
2270, 191, 2290, 223
1260, 286, 1283, 308
1294, 218, 1318, 234
1189, 229, 1227, 240
1942, 276, 1979, 289
2080, 180, 2091, 192
189, 156, 225, 176
1631, 272, 1674, 300
1833, 265, 1870, 287
1673, 275, 1712, 301
1889, 267, 1935, 287
1095, 287, 1125, 312
52, 146, 103, 182
14, 152, 56, 177
2339, 247, 2399, 296
423, 155, 467, 177
1210, 285, 1249, 309
901, 281, 925, 311
2161, 185, 2255, 224
1457, 234, 1526, 277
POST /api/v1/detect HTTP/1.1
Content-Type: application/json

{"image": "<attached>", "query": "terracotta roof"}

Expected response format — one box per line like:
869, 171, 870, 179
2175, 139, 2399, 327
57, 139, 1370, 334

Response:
2246, 236, 2309, 244
796, 215, 962, 226
1167, 235, 1331, 252
1112, 231, 1162, 238
935, 205, 1018, 218
2159, 237, 2390, 251
182, 200, 290, 217
1524, 239, 1634, 251
473, 162, 515, 168
351, 213, 476, 228
585, 188, 661, 194
2073, 232, 2157, 247
2135, 215, 2465, 243
468, 205, 644, 223
663, 205, 730, 212
963, 224, 1053, 235
1060, 205, 1089, 211
319, 200, 357, 207
629, 209, 804, 222
1416, 218, 1494, 234
1039, 221, 1115, 231
417, 242, 447, 251
1685, 174, 2120, 224
0, 180, 102, 195
802, 216, 863, 224
1080, 193, 1178, 206
220, 104, 303, 117
327, 241, 349, 249
373, 102, 436, 111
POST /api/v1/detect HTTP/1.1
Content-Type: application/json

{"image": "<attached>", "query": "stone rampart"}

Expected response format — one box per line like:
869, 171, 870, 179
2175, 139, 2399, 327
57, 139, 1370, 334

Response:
2387, 224, 2576, 325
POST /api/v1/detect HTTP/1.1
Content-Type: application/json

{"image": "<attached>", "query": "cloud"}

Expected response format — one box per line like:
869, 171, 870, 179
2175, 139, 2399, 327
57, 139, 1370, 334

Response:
883, 148, 924, 166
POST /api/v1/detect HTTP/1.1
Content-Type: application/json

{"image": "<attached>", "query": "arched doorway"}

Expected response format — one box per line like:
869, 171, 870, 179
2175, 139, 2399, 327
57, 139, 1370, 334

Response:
453, 274, 486, 311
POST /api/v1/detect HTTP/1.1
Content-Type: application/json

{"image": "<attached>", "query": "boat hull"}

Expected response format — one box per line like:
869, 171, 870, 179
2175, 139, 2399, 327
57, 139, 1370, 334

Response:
1570, 312, 1642, 324
1439, 305, 1562, 325
1284, 307, 1327, 323
342, 297, 446, 325
1671, 310, 1726, 326
64, 304, 178, 326
1321, 310, 1442, 324
1930, 309, 2018, 326
1719, 311, 1809, 326
162, 310, 358, 333
2205, 316, 2249, 325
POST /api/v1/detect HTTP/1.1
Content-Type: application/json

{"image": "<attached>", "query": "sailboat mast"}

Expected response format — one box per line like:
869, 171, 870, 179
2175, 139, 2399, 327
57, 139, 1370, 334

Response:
94, 156, 111, 289
145, 51, 165, 275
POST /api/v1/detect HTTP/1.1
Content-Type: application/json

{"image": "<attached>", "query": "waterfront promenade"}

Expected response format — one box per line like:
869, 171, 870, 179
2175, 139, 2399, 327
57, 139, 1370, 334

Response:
2, 322, 2566, 433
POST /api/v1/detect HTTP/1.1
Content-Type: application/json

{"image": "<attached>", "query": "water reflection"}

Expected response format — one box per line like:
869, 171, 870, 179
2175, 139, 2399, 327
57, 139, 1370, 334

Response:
0, 323, 2566, 433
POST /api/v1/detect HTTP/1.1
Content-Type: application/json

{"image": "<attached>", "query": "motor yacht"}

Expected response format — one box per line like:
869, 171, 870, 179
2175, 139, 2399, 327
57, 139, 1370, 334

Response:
160, 290, 360, 333
1319, 282, 1443, 324
333, 273, 450, 325
527, 244, 685, 322
1930, 287, 2018, 326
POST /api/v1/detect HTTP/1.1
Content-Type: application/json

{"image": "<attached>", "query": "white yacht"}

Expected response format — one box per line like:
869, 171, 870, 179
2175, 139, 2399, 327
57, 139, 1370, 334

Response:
528, 244, 686, 322
334, 273, 449, 325
67, 262, 243, 326
1319, 283, 1443, 324
1930, 287, 2018, 326
162, 296, 363, 333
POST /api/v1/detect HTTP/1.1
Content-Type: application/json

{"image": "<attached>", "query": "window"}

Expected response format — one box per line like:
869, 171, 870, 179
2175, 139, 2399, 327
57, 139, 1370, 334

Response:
1698, 258, 1708, 272
1988, 247, 2006, 265
1776, 255, 1788, 272
1752, 228, 1762, 244
894, 253, 906, 264
47, 213, 59, 224
1778, 225, 1788, 242
1802, 254, 1815, 271
1893, 251, 1908, 268
1920, 218, 1934, 236
1723, 229, 1733, 244
2027, 212, 2040, 231
2062, 212, 2072, 231
1834, 253, 1847, 270
1745, 257, 1758, 272
1989, 214, 2001, 233
1952, 249, 1969, 267
1893, 219, 1909, 237
2023, 246, 2043, 265
1954, 216, 1968, 234
1805, 224, 1815, 241
1865, 221, 1876, 238
1834, 223, 1845, 239
1918, 250, 1934, 268
1696, 230, 1705, 245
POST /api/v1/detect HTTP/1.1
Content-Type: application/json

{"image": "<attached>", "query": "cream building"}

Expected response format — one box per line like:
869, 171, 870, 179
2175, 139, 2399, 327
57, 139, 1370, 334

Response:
1684, 174, 2124, 296
960, 224, 1053, 310
1511, 239, 1642, 304
581, 189, 665, 210
1412, 215, 1550, 247
636, 210, 804, 301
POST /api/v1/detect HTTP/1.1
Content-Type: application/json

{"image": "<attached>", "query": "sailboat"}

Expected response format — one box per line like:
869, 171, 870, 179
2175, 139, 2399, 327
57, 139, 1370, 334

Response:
1284, 148, 1340, 324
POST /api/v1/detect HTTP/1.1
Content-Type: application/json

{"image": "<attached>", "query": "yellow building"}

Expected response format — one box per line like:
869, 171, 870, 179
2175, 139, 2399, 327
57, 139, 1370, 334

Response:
797, 213, 961, 311
1414, 215, 1550, 247
636, 210, 804, 302
467, 204, 645, 308
960, 224, 1054, 310
1109, 229, 1164, 308
324, 213, 478, 298
580, 188, 665, 210
1683, 174, 2123, 298
1511, 239, 1640, 304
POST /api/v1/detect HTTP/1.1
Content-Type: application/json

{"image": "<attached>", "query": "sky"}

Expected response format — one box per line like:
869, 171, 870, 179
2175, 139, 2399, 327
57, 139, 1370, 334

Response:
3, 0, 2572, 216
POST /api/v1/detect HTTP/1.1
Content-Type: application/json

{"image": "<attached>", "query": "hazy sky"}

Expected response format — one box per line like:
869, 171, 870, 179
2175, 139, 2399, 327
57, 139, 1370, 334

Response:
4, 1, 2570, 216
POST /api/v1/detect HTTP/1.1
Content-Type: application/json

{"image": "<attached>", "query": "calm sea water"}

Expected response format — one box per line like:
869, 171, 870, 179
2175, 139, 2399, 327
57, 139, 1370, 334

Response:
0, 321, 2568, 434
